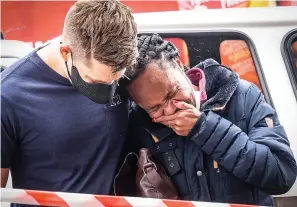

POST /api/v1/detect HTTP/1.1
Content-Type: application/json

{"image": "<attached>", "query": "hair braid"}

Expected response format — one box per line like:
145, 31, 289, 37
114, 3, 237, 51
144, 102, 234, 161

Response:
125, 33, 180, 83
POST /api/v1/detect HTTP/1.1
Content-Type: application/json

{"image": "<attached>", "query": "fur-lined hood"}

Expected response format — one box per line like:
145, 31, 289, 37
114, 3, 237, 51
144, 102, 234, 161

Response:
193, 58, 239, 111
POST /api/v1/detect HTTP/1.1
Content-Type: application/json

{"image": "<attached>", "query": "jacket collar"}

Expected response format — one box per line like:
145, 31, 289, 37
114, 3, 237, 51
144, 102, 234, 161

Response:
194, 59, 239, 111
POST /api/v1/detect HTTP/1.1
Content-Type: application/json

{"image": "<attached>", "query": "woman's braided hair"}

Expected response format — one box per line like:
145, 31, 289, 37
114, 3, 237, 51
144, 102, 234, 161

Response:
125, 33, 180, 84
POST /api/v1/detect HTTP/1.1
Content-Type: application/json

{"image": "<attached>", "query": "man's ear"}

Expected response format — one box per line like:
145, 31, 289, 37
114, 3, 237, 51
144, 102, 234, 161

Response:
60, 44, 71, 62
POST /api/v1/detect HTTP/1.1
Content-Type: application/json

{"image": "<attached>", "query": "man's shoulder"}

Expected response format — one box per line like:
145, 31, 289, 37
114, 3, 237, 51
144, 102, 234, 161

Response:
1, 54, 35, 101
1, 53, 34, 81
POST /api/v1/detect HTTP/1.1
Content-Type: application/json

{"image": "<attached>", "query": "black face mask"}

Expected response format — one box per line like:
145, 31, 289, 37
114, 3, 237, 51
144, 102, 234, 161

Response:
65, 54, 117, 105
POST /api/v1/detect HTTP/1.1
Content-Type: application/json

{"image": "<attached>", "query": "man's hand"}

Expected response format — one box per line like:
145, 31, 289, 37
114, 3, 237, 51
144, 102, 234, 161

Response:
154, 100, 201, 136
1, 168, 9, 187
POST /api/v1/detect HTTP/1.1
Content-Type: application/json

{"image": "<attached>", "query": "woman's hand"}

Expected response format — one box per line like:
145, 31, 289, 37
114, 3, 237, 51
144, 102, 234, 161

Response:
153, 100, 201, 136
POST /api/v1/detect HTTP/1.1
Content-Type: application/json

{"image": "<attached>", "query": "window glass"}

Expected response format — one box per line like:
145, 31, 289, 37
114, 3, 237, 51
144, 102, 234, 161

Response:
291, 39, 297, 69
282, 30, 297, 99
158, 33, 262, 90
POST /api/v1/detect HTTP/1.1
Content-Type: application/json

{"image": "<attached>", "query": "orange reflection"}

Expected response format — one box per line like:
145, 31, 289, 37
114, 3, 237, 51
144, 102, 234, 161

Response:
220, 40, 262, 90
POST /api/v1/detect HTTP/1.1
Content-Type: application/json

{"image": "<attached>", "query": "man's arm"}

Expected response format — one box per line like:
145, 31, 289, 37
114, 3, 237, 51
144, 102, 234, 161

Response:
1, 169, 9, 187
1, 96, 18, 187
190, 84, 297, 195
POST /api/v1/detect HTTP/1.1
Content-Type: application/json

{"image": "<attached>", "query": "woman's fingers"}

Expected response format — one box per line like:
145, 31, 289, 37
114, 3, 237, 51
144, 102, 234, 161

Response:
163, 120, 183, 127
173, 100, 194, 110
154, 114, 176, 123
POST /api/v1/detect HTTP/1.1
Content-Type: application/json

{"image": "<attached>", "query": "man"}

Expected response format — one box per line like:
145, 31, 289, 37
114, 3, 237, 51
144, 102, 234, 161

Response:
123, 34, 297, 205
1, 0, 138, 199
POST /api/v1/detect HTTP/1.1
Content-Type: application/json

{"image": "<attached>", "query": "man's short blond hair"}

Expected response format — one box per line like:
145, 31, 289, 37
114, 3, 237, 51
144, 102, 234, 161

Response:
63, 0, 138, 72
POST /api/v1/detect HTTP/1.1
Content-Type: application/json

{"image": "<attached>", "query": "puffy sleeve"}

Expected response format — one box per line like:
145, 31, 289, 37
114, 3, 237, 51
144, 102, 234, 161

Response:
189, 84, 297, 195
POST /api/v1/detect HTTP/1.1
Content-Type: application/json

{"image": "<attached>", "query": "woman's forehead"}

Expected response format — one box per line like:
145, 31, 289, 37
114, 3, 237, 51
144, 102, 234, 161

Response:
129, 62, 189, 92
146, 62, 180, 82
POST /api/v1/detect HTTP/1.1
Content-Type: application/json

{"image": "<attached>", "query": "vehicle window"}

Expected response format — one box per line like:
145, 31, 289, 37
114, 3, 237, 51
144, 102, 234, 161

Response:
149, 33, 264, 91
282, 30, 297, 99
139, 32, 272, 105
0, 40, 34, 70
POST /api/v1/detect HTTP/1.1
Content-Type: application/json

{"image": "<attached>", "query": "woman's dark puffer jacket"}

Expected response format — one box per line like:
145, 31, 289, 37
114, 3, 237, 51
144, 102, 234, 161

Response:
124, 59, 297, 206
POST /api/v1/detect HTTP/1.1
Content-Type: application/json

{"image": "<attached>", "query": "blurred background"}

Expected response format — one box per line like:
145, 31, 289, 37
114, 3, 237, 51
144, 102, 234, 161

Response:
1, 0, 297, 48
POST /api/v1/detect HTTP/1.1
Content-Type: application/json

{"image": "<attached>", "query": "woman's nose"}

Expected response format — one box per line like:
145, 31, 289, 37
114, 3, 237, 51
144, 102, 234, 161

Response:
163, 101, 177, 116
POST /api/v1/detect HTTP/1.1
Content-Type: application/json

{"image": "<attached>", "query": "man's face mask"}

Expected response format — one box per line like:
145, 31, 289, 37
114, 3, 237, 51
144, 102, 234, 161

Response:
65, 52, 117, 104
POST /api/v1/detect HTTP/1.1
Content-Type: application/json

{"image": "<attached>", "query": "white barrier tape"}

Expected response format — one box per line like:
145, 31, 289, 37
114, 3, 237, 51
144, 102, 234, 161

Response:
1, 188, 264, 207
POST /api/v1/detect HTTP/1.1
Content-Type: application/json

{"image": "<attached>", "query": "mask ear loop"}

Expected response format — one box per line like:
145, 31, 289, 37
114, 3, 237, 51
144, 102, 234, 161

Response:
117, 71, 131, 86
65, 52, 73, 82
70, 51, 74, 68
123, 74, 130, 80
60, 41, 73, 82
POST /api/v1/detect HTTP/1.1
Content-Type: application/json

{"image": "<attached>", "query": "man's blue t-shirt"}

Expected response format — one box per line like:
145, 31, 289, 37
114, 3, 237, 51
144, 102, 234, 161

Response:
1, 50, 129, 199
